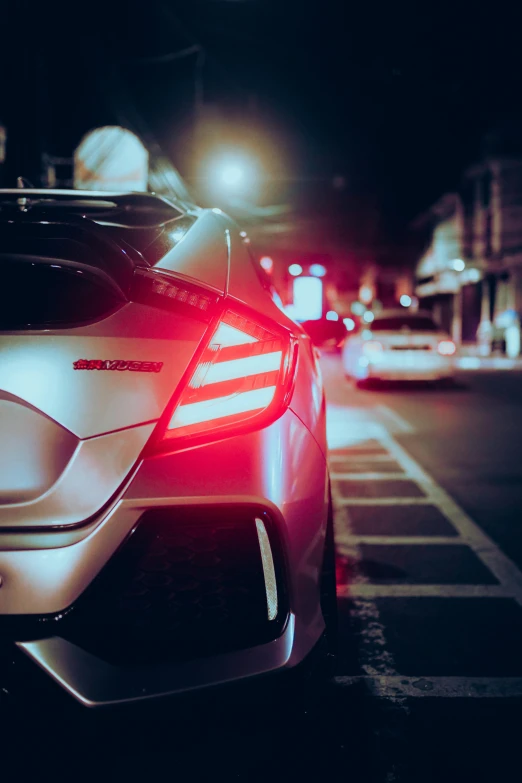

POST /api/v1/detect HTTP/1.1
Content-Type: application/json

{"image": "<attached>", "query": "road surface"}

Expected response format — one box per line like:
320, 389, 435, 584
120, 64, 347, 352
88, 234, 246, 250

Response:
5, 356, 522, 782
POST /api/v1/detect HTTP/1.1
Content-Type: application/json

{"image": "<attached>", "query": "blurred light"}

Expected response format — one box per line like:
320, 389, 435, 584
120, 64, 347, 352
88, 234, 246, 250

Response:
362, 329, 373, 339
467, 268, 481, 282
363, 340, 383, 354
452, 259, 465, 272
363, 311, 375, 323
288, 263, 303, 276
358, 357, 369, 367
343, 317, 355, 330
459, 357, 480, 369
221, 165, 243, 187
400, 294, 412, 307
359, 285, 373, 304
351, 301, 365, 316
260, 256, 274, 273
240, 230, 248, 238
438, 340, 456, 356
309, 263, 327, 277
292, 276, 323, 321
326, 310, 339, 321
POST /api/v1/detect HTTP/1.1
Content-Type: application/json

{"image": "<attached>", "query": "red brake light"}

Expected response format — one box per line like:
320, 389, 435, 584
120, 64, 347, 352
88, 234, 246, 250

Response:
150, 307, 298, 453
438, 340, 456, 356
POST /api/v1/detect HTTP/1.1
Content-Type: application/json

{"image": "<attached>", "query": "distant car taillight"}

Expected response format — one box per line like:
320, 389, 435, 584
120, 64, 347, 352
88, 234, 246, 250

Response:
437, 340, 456, 356
148, 304, 298, 454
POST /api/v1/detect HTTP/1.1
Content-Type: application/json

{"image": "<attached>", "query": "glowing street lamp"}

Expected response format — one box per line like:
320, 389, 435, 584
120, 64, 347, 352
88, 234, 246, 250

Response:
288, 263, 303, 276
400, 294, 412, 307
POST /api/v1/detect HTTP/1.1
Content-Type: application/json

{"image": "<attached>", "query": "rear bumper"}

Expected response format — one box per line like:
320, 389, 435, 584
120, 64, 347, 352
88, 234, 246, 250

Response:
366, 354, 455, 380
0, 409, 329, 706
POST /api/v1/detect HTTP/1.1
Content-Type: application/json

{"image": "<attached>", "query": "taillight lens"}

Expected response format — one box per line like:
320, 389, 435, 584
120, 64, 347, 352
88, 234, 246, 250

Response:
438, 340, 456, 356
363, 340, 383, 354
151, 307, 298, 453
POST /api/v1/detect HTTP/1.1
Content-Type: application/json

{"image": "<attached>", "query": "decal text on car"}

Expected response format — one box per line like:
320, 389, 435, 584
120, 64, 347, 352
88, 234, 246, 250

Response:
73, 359, 163, 372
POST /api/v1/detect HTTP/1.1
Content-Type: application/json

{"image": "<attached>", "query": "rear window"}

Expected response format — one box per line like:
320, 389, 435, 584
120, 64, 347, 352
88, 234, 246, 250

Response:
0, 260, 124, 330
371, 315, 439, 331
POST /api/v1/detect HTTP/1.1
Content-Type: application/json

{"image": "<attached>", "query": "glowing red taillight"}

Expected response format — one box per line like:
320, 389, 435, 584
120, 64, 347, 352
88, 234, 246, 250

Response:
151, 307, 297, 453
437, 340, 456, 356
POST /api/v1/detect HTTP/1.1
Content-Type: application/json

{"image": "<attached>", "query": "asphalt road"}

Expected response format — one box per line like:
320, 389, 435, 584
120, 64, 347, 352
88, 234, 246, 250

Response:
4, 356, 522, 782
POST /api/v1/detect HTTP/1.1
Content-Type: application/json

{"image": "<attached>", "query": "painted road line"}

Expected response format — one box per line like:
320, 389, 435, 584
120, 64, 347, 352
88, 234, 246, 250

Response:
380, 434, 522, 607
334, 675, 522, 699
329, 454, 395, 463
331, 495, 405, 688
336, 496, 432, 506
336, 535, 465, 546
331, 472, 408, 481
338, 583, 511, 599
375, 404, 414, 433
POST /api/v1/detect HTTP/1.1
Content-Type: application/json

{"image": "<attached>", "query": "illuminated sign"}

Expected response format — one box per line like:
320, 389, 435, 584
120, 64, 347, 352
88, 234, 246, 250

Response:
292, 276, 323, 321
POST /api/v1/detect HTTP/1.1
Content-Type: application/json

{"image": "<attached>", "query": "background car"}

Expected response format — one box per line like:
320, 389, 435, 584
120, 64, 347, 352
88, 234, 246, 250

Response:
342, 309, 457, 385
0, 189, 336, 711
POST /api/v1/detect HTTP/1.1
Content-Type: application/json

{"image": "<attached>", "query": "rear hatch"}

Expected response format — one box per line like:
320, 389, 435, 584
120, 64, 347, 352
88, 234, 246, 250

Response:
373, 330, 443, 352
0, 217, 218, 529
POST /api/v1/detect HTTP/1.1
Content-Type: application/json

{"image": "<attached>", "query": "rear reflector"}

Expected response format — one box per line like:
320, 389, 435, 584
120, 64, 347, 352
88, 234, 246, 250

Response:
153, 307, 297, 451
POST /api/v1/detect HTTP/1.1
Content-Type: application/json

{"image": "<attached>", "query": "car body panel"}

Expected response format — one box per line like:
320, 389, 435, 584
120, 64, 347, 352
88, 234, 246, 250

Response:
0, 189, 330, 707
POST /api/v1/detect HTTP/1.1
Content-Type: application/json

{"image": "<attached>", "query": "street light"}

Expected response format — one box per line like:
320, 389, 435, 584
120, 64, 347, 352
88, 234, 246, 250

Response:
288, 263, 303, 276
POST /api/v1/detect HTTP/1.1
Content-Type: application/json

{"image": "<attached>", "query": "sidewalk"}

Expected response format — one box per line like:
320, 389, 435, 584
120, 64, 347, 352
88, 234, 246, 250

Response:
457, 344, 522, 371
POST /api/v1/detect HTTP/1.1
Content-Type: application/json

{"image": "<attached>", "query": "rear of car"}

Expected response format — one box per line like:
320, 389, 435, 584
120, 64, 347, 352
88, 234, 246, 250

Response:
342, 310, 456, 382
0, 190, 331, 710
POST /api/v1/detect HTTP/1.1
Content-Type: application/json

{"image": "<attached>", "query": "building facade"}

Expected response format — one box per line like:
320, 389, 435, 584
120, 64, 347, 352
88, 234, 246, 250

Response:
414, 158, 522, 357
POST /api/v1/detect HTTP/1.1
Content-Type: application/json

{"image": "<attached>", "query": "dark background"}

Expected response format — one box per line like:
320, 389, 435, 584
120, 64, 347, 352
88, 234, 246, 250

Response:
2, 0, 522, 263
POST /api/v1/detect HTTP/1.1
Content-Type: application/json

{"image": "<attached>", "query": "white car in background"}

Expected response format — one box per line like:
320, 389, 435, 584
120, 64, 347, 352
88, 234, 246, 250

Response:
342, 309, 457, 385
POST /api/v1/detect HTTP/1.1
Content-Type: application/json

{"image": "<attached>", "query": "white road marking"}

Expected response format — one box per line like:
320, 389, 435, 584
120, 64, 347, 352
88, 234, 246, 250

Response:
337, 535, 462, 546
334, 675, 522, 699
375, 404, 414, 433
336, 496, 431, 506
332, 496, 404, 687
328, 394, 522, 708
338, 584, 510, 599
331, 472, 407, 480
329, 453, 394, 463
380, 433, 522, 607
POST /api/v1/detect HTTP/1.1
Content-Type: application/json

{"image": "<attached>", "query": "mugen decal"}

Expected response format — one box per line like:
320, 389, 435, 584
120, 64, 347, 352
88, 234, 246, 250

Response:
73, 359, 163, 372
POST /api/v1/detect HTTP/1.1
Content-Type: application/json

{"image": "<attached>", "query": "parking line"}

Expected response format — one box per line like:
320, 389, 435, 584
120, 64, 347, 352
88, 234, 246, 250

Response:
338, 584, 510, 599
331, 472, 407, 481
336, 497, 432, 506
375, 404, 415, 433
379, 434, 522, 607
337, 535, 465, 546
331, 497, 404, 686
334, 675, 522, 699
329, 454, 395, 463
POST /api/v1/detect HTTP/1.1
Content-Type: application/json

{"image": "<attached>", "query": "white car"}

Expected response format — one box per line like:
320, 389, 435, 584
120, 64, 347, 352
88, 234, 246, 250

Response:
342, 309, 456, 384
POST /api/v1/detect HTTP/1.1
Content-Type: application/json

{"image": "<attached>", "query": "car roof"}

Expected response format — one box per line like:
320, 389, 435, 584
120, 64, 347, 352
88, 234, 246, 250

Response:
0, 189, 194, 228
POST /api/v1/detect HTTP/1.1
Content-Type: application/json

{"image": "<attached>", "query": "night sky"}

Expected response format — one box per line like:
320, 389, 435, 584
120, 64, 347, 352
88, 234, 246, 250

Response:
2, 1, 522, 263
